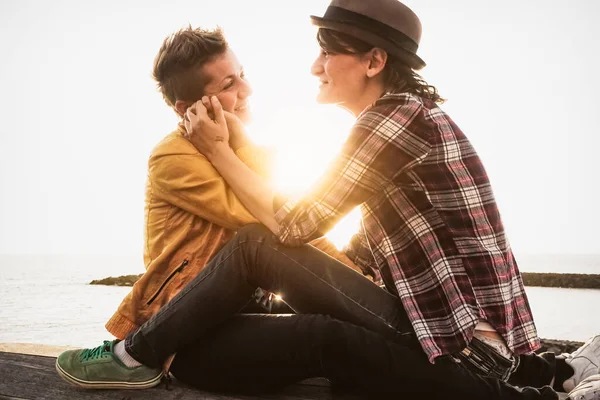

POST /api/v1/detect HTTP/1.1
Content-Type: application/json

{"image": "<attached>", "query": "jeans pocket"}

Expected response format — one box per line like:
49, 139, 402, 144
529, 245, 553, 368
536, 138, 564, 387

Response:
454, 336, 516, 381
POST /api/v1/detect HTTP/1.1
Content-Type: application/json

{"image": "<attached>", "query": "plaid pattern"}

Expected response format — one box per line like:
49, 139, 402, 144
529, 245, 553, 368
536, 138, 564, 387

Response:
274, 92, 539, 363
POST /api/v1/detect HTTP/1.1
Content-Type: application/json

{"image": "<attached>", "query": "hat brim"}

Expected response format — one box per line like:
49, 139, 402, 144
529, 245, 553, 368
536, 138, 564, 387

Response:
310, 15, 426, 70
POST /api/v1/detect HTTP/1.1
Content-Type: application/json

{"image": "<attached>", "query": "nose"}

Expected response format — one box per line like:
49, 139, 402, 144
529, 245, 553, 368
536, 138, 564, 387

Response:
311, 54, 324, 77
239, 77, 253, 98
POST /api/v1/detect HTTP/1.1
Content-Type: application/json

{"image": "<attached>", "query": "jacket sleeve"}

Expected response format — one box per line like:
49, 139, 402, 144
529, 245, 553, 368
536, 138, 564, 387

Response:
150, 144, 272, 230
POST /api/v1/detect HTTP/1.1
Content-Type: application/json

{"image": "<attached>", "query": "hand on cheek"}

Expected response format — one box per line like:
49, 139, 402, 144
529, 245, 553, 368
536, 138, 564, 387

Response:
183, 96, 230, 160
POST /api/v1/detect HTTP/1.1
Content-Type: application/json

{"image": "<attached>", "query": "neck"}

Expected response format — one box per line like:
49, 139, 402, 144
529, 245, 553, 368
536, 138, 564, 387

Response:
344, 82, 387, 118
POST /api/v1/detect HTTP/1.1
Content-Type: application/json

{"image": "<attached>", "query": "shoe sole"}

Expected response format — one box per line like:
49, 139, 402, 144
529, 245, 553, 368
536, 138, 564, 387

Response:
55, 359, 163, 390
574, 374, 600, 389
569, 374, 600, 399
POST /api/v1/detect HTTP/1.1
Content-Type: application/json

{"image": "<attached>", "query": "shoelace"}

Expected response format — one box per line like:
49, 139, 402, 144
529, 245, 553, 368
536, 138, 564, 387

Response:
79, 340, 112, 362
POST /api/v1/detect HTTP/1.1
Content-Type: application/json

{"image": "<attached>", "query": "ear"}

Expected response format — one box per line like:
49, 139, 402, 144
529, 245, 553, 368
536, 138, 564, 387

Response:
174, 100, 191, 118
365, 48, 388, 78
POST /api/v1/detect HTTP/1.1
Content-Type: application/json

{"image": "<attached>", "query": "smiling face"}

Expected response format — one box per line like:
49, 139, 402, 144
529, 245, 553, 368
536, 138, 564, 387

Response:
199, 48, 253, 124
311, 49, 368, 109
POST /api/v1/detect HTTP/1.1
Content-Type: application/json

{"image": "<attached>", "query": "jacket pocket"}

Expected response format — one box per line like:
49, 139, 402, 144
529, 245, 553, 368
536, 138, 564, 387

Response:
146, 259, 189, 305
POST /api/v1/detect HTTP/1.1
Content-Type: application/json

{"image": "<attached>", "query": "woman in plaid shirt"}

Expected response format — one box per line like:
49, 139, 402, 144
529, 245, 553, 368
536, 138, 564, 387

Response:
177, 1, 597, 397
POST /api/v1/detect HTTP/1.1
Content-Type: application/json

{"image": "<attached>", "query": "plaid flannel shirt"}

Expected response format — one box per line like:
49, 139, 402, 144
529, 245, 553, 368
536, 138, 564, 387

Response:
274, 92, 540, 363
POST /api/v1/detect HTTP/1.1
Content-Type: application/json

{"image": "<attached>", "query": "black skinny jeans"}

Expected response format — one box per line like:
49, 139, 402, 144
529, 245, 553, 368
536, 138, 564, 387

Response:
169, 314, 558, 399
126, 224, 558, 399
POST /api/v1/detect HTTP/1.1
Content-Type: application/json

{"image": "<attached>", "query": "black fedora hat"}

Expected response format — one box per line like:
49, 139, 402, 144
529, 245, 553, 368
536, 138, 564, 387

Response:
310, 0, 426, 70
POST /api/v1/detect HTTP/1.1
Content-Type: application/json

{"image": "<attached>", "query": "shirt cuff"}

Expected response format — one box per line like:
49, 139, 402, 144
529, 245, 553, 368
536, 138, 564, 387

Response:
273, 196, 303, 244
273, 197, 298, 225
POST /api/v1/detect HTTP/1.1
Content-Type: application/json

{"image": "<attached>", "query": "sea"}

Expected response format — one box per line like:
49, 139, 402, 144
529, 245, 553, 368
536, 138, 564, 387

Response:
0, 254, 599, 347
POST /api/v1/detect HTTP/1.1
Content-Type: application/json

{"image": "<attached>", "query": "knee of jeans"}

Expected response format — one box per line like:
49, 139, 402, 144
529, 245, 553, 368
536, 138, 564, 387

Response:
235, 223, 274, 243
306, 315, 355, 351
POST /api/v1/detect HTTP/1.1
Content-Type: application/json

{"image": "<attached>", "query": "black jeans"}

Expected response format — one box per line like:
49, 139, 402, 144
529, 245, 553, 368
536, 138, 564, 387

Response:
126, 224, 558, 399
511, 352, 557, 389
169, 313, 558, 399
126, 224, 415, 365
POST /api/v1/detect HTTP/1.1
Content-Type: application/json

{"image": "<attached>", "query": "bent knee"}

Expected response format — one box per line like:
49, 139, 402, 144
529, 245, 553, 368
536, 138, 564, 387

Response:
235, 223, 274, 242
296, 315, 358, 347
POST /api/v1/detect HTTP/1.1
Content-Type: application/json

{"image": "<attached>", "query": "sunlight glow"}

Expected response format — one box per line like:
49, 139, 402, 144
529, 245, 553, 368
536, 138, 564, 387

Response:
247, 104, 362, 250
326, 207, 362, 250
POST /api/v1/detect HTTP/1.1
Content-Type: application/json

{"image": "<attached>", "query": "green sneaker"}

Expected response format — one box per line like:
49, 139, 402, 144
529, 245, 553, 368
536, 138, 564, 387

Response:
55, 340, 163, 389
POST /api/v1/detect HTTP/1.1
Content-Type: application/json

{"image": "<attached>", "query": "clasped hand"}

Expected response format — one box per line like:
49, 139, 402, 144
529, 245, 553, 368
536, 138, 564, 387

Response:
183, 96, 248, 157
183, 96, 229, 159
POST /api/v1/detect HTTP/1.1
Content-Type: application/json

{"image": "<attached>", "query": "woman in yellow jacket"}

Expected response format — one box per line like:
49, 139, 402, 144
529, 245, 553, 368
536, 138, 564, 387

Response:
106, 31, 367, 341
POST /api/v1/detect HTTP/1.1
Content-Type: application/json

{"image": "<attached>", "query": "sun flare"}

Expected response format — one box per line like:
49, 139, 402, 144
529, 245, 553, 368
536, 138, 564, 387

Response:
247, 105, 362, 250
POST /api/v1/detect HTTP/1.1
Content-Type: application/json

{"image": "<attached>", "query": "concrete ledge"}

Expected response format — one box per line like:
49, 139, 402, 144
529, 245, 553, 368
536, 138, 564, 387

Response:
0, 343, 78, 357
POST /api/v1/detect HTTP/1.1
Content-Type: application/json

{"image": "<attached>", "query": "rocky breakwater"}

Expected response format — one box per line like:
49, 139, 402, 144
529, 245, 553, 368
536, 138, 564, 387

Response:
521, 272, 600, 289
537, 339, 584, 354
90, 272, 600, 289
90, 274, 142, 286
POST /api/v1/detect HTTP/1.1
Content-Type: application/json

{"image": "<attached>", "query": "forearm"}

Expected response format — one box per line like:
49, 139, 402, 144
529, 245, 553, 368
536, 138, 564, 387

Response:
209, 143, 279, 234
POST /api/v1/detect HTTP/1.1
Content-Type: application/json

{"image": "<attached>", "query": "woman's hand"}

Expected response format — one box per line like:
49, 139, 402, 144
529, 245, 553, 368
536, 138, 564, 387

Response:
183, 96, 229, 160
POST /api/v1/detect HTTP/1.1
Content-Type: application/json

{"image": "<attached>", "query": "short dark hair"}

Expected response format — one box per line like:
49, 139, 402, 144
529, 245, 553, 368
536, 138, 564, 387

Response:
317, 28, 444, 104
153, 26, 228, 107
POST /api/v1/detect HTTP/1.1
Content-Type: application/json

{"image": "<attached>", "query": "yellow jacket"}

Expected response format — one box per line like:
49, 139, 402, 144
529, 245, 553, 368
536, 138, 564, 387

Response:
106, 128, 361, 339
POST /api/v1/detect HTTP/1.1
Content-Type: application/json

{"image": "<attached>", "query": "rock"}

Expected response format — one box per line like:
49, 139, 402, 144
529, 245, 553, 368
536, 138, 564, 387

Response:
89, 274, 143, 286
521, 272, 600, 289
538, 338, 585, 354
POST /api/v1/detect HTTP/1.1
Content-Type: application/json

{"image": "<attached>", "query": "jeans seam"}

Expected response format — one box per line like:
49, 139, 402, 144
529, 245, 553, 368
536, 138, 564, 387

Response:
265, 240, 408, 335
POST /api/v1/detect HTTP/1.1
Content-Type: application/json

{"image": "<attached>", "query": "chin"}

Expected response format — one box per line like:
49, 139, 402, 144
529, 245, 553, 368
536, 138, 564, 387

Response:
316, 92, 335, 105
235, 109, 253, 125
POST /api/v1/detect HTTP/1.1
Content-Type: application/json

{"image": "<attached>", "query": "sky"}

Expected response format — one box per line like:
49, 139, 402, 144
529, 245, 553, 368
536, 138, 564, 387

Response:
0, 0, 599, 258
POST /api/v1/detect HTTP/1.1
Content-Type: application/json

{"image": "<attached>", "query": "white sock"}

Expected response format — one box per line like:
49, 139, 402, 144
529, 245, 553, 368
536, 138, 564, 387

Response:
114, 340, 142, 368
